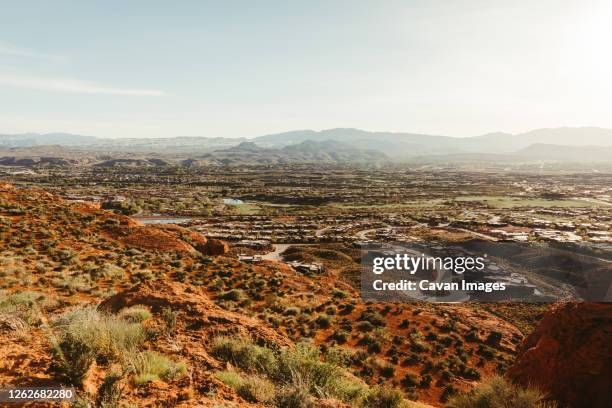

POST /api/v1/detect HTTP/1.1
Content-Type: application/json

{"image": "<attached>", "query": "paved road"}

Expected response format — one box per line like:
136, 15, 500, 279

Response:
261, 243, 307, 261
354, 228, 378, 240
451, 227, 499, 241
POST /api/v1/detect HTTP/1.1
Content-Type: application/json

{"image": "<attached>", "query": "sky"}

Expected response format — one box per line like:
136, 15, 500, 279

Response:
0, 0, 611, 139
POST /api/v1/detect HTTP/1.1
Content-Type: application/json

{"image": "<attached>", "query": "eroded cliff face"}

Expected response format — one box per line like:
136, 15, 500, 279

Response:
508, 301, 612, 408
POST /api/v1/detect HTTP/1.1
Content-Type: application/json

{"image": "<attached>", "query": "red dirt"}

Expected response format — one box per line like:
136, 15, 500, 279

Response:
100, 280, 292, 349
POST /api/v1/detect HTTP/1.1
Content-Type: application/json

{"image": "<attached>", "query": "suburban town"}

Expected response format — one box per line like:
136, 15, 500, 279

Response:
2, 163, 609, 304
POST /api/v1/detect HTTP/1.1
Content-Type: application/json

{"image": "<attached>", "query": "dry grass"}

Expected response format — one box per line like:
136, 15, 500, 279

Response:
132, 351, 187, 386
448, 376, 557, 408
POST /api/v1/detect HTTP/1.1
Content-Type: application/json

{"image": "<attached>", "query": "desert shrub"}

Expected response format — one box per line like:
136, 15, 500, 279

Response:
325, 346, 352, 367
403, 353, 420, 366
216, 369, 244, 388
119, 306, 152, 323
101, 200, 140, 216
486, 330, 503, 346
275, 342, 368, 403
96, 371, 124, 408
161, 307, 178, 333
463, 367, 481, 380
132, 351, 187, 385
218, 288, 246, 302
315, 314, 332, 328
98, 264, 125, 279
339, 303, 355, 314
356, 320, 374, 332
51, 331, 96, 385
237, 376, 276, 404
477, 345, 496, 360
362, 385, 404, 408
367, 339, 382, 353
359, 310, 386, 327
0, 291, 45, 326
379, 365, 395, 378
465, 329, 478, 342
274, 343, 343, 394
441, 384, 456, 402
71, 397, 93, 408
212, 337, 370, 406
440, 320, 456, 333
401, 373, 419, 388
284, 306, 301, 316
409, 332, 430, 353
57, 249, 78, 264
426, 332, 438, 341
334, 377, 368, 403
420, 374, 432, 388
448, 376, 557, 408
331, 329, 350, 344
132, 269, 156, 282
332, 289, 349, 299
275, 381, 314, 408
52, 307, 147, 363
211, 336, 277, 374
441, 369, 454, 381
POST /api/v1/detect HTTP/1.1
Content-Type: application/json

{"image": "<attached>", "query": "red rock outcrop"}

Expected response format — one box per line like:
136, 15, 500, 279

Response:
508, 301, 612, 408
104, 222, 229, 255
197, 238, 230, 255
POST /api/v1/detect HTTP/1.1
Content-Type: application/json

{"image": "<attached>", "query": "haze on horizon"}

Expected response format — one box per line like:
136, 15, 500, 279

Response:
1, 0, 611, 139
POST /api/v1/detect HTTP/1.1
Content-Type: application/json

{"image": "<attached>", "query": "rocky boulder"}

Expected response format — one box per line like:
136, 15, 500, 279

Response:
508, 301, 612, 408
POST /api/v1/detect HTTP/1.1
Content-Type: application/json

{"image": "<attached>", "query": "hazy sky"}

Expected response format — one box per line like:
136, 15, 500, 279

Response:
1, 0, 611, 138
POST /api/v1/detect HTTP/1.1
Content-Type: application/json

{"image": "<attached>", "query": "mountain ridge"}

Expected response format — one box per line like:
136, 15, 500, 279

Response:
1, 127, 611, 163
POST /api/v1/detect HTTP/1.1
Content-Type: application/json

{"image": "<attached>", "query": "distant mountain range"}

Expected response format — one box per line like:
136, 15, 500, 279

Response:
192, 140, 387, 165
253, 127, 612, 157
0, 127, 611, 165
515, 143, 612, 162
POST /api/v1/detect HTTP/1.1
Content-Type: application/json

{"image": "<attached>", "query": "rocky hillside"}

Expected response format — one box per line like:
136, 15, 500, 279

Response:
0, 184, 583, 407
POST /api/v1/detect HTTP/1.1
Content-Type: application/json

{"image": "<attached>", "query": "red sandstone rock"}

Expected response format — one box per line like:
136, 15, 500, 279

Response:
508, 301, 612, 408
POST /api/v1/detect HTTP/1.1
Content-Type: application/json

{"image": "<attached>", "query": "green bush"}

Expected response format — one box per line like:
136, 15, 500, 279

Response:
274, 343, 343, 397
401, 373, 419, 388
325, 346, 352, 367
331, 329, 350, 343
119, 306, 152, 323
219, 289, 246, 302
216, 369, 244, 389
315, 314, 332, 328
284, 306, 301, 316
379, 365, 395, 378
211, 337, 372, 405
362, 385, 404, 408
0, 291, 45, 326
211, 337, 391, 407
237, 376, 276, 404
211, 336, 277, 374
448, 376, 557, 408
132, 351, 187, 385
356, 320, 374, 332
51, 331, 95, 385
332, 289, 349, 299
161, 307, 178, 333
275, 381, 314, 408
96, 371, 124, 408
52, 307, 147, 363
486, 330, 503, 346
